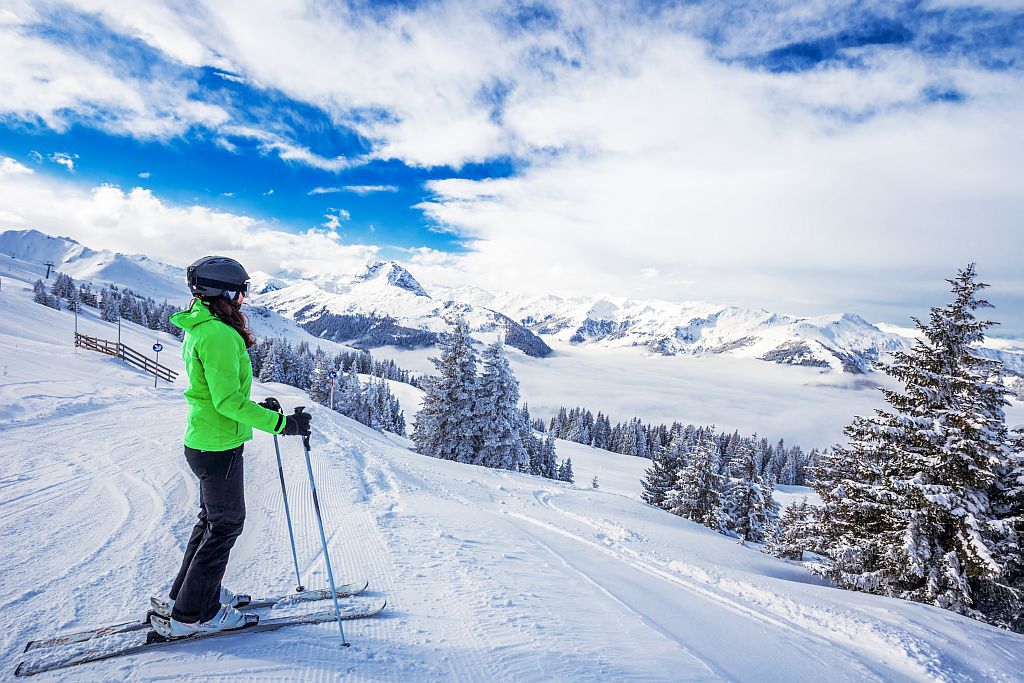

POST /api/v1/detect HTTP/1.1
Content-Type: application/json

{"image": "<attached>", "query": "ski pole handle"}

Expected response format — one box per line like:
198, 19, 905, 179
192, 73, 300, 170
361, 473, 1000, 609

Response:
293, 406, 311, 450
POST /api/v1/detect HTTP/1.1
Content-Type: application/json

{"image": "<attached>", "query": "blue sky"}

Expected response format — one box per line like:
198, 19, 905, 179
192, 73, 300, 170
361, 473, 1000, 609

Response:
1, 1, 1022, 332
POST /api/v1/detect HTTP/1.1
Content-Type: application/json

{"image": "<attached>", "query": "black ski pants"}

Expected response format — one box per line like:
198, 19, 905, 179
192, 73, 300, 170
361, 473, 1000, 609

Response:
169, 444, 246, 623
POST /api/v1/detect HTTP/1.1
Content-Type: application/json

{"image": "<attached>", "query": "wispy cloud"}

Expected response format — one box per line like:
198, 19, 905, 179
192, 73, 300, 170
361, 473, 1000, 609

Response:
49, 152, 78, 172
138, 171, 151, 179
343, 185, 398, 194
221, 126, 358, 171
308, 186, 342, 195
322, 208, 351, 230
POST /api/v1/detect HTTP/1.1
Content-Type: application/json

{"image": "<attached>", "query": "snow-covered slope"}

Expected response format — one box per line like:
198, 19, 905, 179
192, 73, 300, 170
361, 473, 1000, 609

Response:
0, 229, 186, 302
3, 254, 1024, 681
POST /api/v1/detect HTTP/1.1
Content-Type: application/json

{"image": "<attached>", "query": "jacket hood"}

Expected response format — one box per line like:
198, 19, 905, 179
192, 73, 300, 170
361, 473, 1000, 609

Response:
170, 299, 217, 331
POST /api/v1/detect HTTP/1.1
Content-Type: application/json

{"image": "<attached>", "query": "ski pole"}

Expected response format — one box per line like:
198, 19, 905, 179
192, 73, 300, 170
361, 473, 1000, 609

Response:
294, 407, 349, 647
264, 397, 305, 592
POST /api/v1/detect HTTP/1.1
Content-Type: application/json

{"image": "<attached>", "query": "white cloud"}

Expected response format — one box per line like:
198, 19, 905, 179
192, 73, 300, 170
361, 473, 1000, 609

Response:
308, 186, 342, 195
0, 9, 229, 138
343, 185, 399, 194
322, 208, 351, 230
0, 169, 378, 282
49, 152, 78, 172
221, 125, 359, 171
28, 151, 43, 164
404, 246, 462, 269
138, 171, 151, 179
0, 157, 34, 176
263, 188, 274, 196
3, 2, 1022, 330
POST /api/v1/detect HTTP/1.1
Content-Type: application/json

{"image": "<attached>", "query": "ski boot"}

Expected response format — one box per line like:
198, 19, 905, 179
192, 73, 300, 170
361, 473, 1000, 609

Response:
150, 586, 251, 618
149, 603, 258, 639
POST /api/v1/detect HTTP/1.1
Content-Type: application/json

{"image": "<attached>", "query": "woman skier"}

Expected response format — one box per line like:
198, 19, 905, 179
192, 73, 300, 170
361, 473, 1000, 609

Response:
151, 255, 311, 638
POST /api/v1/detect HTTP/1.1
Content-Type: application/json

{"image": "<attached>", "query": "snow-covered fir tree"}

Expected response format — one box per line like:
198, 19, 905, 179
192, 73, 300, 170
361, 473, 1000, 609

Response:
258, 338, 290, 384
814, 265, 1021, 626
557, 458, 574, 484
519, 404, 543, 475
412, 319, 479, 464
540, 435, 559, 479
32, 279, 60, 310
764, 498, 816, 561
641, 437, 684, 507
665, 433, 725, 532
724, 435, 778, 543
977, 429, 1024, 631
473, 341, 528, 471
99, 286, 119, 323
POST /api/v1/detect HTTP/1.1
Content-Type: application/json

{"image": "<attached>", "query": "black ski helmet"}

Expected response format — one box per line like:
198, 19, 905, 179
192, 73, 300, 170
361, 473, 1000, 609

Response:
186, 255, 250, 299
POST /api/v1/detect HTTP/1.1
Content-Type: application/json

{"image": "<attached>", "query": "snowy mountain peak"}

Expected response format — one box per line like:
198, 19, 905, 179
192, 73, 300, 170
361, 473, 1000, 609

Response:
355, 260, 430, 298
0, 229, 93, 263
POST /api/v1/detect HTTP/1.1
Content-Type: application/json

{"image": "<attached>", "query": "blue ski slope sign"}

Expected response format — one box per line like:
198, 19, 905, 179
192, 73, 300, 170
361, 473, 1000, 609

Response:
152, 343, 163, 353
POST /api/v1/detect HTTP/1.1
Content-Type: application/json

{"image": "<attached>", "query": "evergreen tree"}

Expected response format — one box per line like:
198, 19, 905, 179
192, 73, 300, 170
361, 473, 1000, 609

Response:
764, 499, 816, 560
100, 287, 119, 323
557, 458, 574, 484
814, 265, 1018, 622
32, 279, 59, 309
592, 412, 611, 450
474, 341, 528, 471
724, 436, 778, 543
665, 433, 725, 531
641, 442, 682, 508
258, 338, 288, 383
412, 319, 479, 464
65, 285, 81, 313
540, 435, 559, 479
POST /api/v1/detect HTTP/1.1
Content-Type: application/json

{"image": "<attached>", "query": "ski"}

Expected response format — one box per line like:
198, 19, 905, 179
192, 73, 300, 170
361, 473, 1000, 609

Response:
23, 580, 369, 652
15, 598, 385, 677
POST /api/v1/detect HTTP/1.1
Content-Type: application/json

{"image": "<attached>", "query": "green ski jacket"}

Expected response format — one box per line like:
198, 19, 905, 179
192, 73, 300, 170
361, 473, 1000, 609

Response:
170, 299, 284, 451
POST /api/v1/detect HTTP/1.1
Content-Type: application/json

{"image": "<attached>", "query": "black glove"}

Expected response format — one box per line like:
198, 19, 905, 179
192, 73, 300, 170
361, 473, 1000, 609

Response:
281, 410, 312, 437
259, 397, 282, 412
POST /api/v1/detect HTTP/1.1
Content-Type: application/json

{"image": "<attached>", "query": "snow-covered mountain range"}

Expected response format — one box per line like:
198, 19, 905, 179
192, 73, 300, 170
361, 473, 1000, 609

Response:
4, 228, 1023, 383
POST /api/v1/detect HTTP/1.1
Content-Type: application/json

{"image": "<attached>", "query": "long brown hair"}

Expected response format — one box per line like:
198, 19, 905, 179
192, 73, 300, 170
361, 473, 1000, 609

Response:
196, 295, 256, 348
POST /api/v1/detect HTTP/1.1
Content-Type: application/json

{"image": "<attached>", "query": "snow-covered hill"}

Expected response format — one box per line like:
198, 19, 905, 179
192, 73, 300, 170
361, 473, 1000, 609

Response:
0, 229, 186, 303
3, 234, 1024, 681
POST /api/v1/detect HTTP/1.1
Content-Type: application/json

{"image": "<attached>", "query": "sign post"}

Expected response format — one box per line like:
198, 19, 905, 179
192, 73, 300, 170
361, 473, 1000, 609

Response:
152, 342, 163, 388
328, 368, 338, 410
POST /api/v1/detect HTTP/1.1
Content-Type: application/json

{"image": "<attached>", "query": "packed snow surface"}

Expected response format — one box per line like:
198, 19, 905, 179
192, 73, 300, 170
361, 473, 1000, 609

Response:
2, 246, 1024, 681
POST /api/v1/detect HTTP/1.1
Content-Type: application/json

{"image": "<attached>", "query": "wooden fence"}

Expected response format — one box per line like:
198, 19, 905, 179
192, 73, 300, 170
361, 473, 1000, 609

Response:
75, 333, 178, 383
